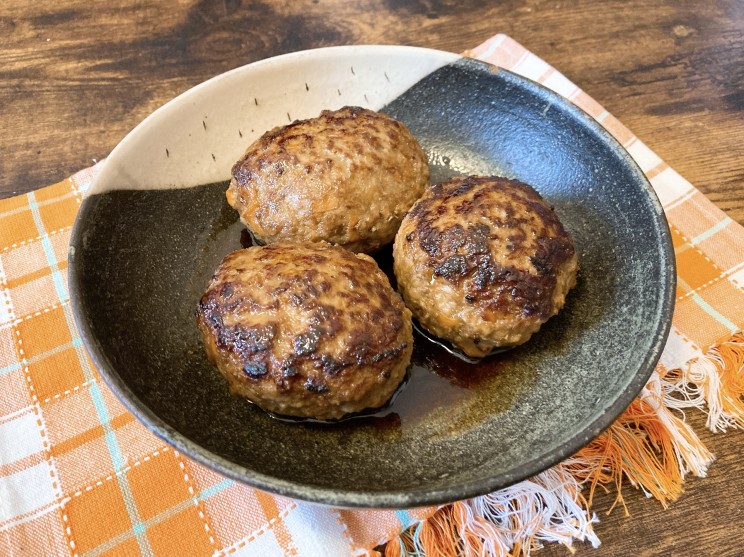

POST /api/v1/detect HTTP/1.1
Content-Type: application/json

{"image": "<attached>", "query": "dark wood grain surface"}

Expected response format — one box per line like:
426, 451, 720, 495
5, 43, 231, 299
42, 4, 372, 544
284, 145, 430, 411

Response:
3, 1, 743, 555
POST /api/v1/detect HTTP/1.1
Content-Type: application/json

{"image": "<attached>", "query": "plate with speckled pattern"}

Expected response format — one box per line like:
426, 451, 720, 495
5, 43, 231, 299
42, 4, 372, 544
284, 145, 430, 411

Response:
69, 45, 675, 508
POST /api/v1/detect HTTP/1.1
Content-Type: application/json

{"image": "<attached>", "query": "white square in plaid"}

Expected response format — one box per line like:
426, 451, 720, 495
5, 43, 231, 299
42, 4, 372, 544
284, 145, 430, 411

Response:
513, 53, 550, 81
0, 409, 45, 466
283, 504, 355, 557
659, 325, 704, 376
651, 167, 694, 209
626, 139, 663, 173
0, 460, 57, 522
2, 507, 69, 557
541, 71, 578, 99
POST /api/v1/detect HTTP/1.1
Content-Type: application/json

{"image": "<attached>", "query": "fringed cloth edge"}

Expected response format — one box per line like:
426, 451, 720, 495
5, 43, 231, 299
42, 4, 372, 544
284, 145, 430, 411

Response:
384, 333, 744, 557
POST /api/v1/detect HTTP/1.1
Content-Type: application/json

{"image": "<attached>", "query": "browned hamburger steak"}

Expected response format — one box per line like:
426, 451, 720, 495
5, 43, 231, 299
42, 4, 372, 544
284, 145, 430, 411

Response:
227, 106, 429, 253
197, 242, 413, 420
393, 176, 578, 358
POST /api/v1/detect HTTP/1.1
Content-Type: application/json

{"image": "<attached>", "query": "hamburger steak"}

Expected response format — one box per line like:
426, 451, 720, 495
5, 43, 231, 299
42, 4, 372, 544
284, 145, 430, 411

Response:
227, 106, 429, 253
393, 176, 578, 358
197, 242, 413, 420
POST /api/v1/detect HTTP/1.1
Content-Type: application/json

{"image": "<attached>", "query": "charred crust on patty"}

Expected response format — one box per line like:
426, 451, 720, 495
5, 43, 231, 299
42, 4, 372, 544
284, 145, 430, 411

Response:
304, 378, 329, 394
243, 361, 268, 378
393, 175, 578, 356
406, 176, 575, 319
197, 242, 413, 419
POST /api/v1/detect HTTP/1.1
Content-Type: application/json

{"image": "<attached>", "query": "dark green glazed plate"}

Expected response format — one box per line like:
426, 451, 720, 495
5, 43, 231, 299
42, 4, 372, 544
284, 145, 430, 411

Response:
69, 46, 675, 508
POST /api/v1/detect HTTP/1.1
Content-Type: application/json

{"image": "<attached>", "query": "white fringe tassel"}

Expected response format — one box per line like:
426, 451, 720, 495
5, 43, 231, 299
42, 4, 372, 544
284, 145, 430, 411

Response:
441, 466, 600, 557
643, 373, 714, 478
682, 355, 741, 433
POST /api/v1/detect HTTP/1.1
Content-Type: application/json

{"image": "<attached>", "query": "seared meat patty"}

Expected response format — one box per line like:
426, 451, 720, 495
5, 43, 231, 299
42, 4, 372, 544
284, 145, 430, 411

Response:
197, 242, 413, 420
393, 176, 577, 358
227, 106, 429, 253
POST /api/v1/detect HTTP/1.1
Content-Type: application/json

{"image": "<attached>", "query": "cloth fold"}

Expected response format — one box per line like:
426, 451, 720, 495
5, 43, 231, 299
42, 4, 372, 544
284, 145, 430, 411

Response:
1, 34, 742, 557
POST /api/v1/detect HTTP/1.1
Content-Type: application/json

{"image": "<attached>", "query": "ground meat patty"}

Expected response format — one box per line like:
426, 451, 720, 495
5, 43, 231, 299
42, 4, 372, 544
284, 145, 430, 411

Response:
197, 242, 413, 420
393, 176, 578, 358
227, 106, 429, 253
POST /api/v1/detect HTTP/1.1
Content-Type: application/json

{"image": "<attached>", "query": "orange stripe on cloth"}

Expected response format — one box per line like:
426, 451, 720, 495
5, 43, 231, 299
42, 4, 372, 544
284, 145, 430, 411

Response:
255, 489, 298, 555
50, 412, 135, 458
3, 263, 69, 291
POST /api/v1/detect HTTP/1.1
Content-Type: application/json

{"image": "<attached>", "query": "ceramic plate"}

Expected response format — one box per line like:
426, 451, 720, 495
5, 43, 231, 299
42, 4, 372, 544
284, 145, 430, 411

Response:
69, 46, 675, 508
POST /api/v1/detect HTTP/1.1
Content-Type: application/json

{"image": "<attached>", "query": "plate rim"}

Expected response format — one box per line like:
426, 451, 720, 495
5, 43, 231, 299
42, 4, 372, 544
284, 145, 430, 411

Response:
68, 44, 676, 508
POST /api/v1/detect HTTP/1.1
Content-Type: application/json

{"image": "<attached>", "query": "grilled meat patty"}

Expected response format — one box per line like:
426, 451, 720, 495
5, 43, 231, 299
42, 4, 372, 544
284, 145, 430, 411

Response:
227, 106, 429, 253
197, 242, 413, 420
393, 176, 578, 358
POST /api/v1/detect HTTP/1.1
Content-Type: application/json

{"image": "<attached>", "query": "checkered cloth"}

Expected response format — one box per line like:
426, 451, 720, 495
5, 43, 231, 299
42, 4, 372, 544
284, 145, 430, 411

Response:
1, 35, 742, 556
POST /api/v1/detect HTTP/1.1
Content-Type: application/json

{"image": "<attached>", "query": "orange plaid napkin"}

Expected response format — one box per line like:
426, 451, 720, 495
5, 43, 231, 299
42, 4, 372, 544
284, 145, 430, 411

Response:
1, 35, 743, 557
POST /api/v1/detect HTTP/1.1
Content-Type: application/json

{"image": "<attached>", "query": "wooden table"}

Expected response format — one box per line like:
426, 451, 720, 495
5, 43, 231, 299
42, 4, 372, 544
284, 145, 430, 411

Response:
3, 1, 742, 555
